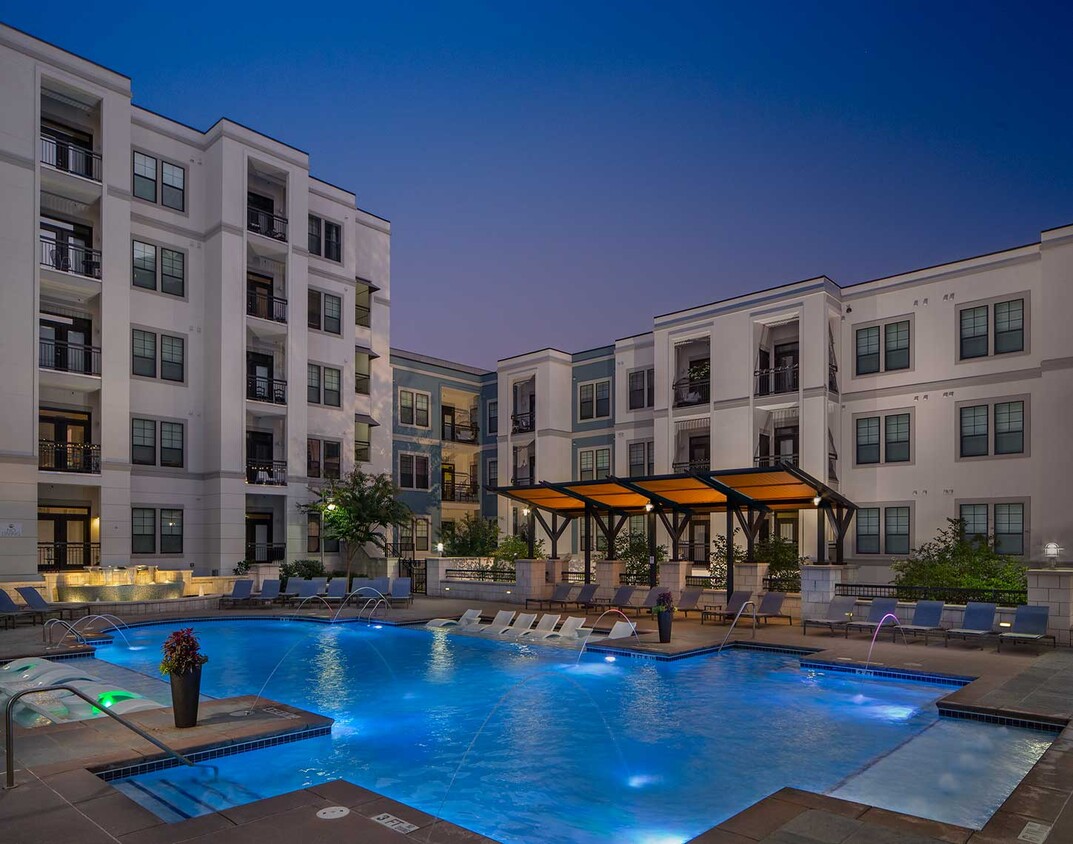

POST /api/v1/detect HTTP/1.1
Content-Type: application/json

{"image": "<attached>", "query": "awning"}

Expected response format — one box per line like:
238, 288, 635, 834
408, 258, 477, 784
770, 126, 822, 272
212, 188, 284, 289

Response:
354, 413, 379, 427
354, 343, 380, 359
355, 276, 381, 292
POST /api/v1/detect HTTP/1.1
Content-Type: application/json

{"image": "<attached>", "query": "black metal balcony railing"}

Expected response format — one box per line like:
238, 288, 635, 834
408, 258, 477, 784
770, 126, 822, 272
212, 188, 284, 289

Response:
38, 541, 100, 571
445, 568, 516, 583
246, 460, 287, 486
686, 573, 728, 590
754, 453, 798, 468
672, 377, 710, 407
40, 237, 102, 279
754, 364, 799, 396
385, 542, 416, 559
246, 375, 287, 404
40, 135, 101, 182
39, 337, 102, 376
835, 583, 1027, 608
442, 476, 480, 503
39, 441, 101, 473
511, 472, 534, 486
355, 304, 371, 328
673, 541, 710, 563
443, 420, 479, 443
355, 373, 370, 395
247, 206, 288, 241
511, 412, 535, 434
246, 290, 288, 323
244, 542, 286, 563
828, 363, 839, 394
672, 458, 711, 473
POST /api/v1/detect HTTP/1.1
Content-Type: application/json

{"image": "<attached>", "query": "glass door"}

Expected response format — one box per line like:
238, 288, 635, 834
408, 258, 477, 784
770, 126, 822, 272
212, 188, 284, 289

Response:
39, 408, 90, 471
247, 352, 274, 400
37, 505, 91, 569
441, 463, 456, 501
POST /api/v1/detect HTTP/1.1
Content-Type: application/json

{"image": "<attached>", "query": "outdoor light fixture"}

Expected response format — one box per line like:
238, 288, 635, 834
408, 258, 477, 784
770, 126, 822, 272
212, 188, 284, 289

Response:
326, 502, 337, 511
1044, 542, 1061, 560
522, 507, 531, 516
999, 621, 1012, 628
812, 496, 822, 506
645, 502, 654, 513
436, 542, 444, 554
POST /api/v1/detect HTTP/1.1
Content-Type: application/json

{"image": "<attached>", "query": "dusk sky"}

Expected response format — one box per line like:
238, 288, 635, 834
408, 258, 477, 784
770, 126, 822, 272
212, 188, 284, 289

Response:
8, 2, 1072, 368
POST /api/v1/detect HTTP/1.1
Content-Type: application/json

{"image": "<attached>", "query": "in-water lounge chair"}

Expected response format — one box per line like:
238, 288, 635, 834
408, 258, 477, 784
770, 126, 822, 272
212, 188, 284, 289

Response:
523, 616, 590, 641
802, 595, 859, 636
16, 587, 87, 621
526, 582, 574, 610
754, 592, 792, 625
944, 602, 997, 647
518, 613, 560, 638
844, 597, 900, 637
219, 579, 255, 608
467, 610, 515, 634
427, 609, 482, 629
899, 600, 946, 643
701, 590, 753, 624
588, 620, 637, 642
997, 605, 1056, 652
488, 613, 537, 637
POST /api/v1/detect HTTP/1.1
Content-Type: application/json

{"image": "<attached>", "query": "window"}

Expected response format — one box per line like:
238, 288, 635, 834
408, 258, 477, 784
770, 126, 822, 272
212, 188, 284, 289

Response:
160, 335, 184, 382
856, 508, 880, 554
885, 507, 910, 555
323, 367, 341, 407
398, 389, 429, 428
855, 417, 880, 464
414, 519, 429, 552
628, 369, 655, 410
307, 512, 321, 553
994, 299, 1024, 354
960, 306, 988, 360
855, 326, 880, 375
355, 427, 371, 464
994, 401, 1024, 455
131, 419, 155, 465
307, 365, 321, 403
960, 405, 988, 457
160, 509, 183, 553
487, 400, 498, 435
629, 441, 654, 477
960, 503, 988, 540
308, 215, 322, 255
884, 321, 910, 370
399, 453, 430, 489
324, 221, 341, 262
400, 391, 414, 424
161, 162, 185, 211
132, 508, 156, 554
884, 413, 910, 462
132, 330, 156, 377
995, 503, 1025, 555
579, 379, 611, 421
161, 249, 184, 296
132, 241, 156, 289
415, 392, 429, 427
487, 458, 498, 488
307, 438, 321, 478
160, 422, 184, 467
628, 514, 646, 539
324, 441, 341, 479
132, 152, 157, 202
323, 294, 341, 334
308, 290, 321, 330
579, 447, 610, 481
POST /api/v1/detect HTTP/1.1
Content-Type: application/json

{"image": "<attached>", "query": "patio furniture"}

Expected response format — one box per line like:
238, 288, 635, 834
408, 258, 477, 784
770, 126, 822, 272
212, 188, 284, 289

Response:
15, 586, 87, 621
802, 595, 858, 636
844, 597, 899, 637
943, 602, 997, 647
482, 612, 536, 637
754, 592, 792, 625
997, 605, 1056, 651
598, 585, 636, 611
700, 590, 753, 625
281, 578, 307, 601
524, 616, 590, 641
219, 579, 255, 608
526, 582, 574, 610
632, 586, 668, 617
427, 608, 482, 629
291, 580, 320, 603
518, 613, 561, 637
249, 579, 282, 607
571, 583, 600, 608
588, 620, 637, 642
675, 588, 704, 618
310, 576, 329, 595
465, 609, 515, 634
370, 577, 390, 596
899, 600, 946, 643
388, 577, 413, 608
0, 590, 40, 626
322, 579, 348, 603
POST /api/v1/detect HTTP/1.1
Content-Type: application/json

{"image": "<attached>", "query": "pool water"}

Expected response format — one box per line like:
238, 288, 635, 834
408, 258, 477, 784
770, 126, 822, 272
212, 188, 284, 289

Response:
97, 620, 1051, 843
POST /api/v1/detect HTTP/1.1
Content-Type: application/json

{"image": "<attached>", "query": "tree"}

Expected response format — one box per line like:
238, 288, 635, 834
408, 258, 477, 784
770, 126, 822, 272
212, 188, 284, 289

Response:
441, 513, 500, 557
493, 534, 546, 565
709, 528, 744, 586
617, 531, 667, 580
891, 518, 1027, 593
298, 470, 412, 580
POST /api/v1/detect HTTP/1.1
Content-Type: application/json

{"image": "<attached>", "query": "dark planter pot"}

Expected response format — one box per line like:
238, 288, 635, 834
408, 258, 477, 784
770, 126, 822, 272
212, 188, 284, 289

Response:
169, 666, 202, 728
656, 610, 673, 643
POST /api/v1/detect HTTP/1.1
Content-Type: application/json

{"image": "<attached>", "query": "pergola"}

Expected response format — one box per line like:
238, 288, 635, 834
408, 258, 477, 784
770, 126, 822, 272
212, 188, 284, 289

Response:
491, 463, 857, 598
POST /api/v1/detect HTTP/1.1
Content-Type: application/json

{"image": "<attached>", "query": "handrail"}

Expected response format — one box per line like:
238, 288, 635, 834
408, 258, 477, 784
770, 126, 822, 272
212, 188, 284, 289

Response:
5, 684, 194, 789
42, 618, 89, 646
718, 600, 758, 650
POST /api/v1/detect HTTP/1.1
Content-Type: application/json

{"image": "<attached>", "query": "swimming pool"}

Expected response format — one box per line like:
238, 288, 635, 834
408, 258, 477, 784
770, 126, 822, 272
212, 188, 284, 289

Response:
97, 620, 1051, 843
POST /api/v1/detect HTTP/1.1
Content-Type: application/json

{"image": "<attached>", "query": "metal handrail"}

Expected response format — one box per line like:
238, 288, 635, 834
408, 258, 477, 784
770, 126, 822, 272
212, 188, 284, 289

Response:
718, 600, 758, 650
5, 684, 194, 789
40, 135, 101, 181
511, 411, 535, 433
42, 618, 89, 646
246, 206, 288, 241
672, 376, 710, 407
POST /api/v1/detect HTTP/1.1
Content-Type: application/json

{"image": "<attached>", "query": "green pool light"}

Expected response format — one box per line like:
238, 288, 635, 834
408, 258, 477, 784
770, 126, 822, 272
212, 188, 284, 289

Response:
97, 690, 140, 709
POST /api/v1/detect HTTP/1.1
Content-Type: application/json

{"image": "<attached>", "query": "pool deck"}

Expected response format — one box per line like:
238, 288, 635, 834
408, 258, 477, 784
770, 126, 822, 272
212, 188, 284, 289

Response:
2, 596, 1073, 843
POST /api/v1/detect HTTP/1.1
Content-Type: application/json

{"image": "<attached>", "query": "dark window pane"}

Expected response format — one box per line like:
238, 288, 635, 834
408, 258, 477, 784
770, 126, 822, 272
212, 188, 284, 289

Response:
160, 421, 183, 467
884, 321, 910, 370
133, 152, 156, 202
415, 393, 429, 427
325, 222, 341, 261
160, 509, 183, 553
131, 418, 155, 465
629, 371, 645, 410
994, 503, 1024, 555
132, 241, 156, 289
856, 507, 879, 554
323, 294, 341, 334
161, 249, 184, 296
994, 401, 1024, 454
308, 364, 321, 403
579, 383, 594, 419
856, 417, 880, 464
855, 326, 880, 375
161, 162, 184, 211
160, 335, 184, 382
884, 413, 910, 462
308, 290, 321, 330
960, 306, 988, 359
595, 381, 610, 418
994, 299, 1024, 354
960, 405, 988, 457
132, 507, 155, 554
308, 215, 322, 255
132, 330, 156, 377
884, 507, 910, 555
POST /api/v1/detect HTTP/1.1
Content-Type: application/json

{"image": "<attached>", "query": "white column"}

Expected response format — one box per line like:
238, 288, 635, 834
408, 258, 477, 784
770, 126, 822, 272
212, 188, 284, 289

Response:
1027, 568, 1073, 647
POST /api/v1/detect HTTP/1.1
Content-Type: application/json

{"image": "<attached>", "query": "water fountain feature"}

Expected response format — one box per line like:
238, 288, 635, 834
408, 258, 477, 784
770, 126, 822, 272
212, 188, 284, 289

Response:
861, 613, 909, 674
53, 566, 185, 602
574, 608, 641, 665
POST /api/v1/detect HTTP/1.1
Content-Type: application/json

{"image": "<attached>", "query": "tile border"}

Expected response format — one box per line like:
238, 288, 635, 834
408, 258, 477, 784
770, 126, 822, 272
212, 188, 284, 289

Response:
799, 658, 974, 687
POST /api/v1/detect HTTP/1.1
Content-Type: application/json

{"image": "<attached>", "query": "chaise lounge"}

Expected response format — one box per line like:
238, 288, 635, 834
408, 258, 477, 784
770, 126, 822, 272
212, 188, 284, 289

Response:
802, 595, 858, 636
997, 605, 1056, 651
944, 602, 997, 647
844, 597, 899, 638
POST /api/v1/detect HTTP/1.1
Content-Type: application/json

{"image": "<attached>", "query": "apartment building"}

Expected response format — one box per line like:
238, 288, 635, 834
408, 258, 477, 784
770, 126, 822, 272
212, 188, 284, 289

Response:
389, 350, 496, 557
492, 223, 1073, 577
0, 25, 391, 579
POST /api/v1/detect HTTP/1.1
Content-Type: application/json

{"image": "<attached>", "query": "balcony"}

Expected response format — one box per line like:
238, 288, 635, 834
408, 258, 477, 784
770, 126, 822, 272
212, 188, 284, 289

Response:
245, 542, 286, 563
40, 134, 101, 182
754, 453, 799, 468
355, 373, 370, 395
38, 541, 100, 571
511, 471, 534, 486
246, 290, 288, 323
443, 415, 479, 444
442, 475, 480, 503
39, 441, 101, 474
672, 458, 711, 473
672, 376, 709, 408
511, 412, 535, 434
39, 338, 101, 376
40, 237, 101, 279
247, 206, 288, 241
355, 303, 371, 328
247, 375, 287, 405
755, 364, 799, 396
246, 460, 287, 486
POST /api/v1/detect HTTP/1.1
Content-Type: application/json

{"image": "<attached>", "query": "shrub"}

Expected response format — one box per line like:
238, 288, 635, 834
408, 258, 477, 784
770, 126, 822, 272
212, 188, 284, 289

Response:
493, 534, 546, 564
280, 558, 326, 588
617, 532, 667, 580
233, 560, 251, 575
891, 519, 1027, 593
159, 628, 208, 676
441, 513, 500, 557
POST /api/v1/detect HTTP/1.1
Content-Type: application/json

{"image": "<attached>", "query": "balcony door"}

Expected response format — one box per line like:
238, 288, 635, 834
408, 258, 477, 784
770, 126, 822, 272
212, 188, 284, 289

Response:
41, 121, 94, 178
40, 216, 93, 273
245, 512, 276, 562
39, 408, 90, 471
247, 273, 274, 320
774, 342, 799, 392
774, 426, 799, 464
38, 505, 91, 570
688, 519, 709, 563
247, 431, 274, 463
442, 462, 456, 500
247, 352, 274, 400
442, 406, 456, 441
40, 314, 92, 374
688, 435, 709, 469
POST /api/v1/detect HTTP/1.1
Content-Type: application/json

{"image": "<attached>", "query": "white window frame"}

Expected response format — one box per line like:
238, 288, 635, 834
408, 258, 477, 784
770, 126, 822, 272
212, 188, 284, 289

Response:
398, 388, 432, 429
398, 451, 430, 490
578, 378, 612, 422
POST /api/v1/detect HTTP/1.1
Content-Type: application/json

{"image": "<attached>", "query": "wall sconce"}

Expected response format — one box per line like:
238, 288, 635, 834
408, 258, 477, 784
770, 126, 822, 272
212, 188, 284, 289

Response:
522, 507, 531, 517
326, 502, 337, 511
436, 542, 444, 554
644, 502, 654, 513
812, 496, 822, 506
1044, 542, 1061, 561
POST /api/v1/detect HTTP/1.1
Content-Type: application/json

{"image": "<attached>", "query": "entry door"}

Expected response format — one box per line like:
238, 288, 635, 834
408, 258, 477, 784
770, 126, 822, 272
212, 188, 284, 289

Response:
442, 406, 456, 442
247, 353, 274, 399
441, 463, 456, 500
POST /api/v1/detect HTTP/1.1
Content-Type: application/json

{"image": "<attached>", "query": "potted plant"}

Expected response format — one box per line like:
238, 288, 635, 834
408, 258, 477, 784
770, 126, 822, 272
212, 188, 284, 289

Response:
651, 591, 675, 643
160, 627, 208, 728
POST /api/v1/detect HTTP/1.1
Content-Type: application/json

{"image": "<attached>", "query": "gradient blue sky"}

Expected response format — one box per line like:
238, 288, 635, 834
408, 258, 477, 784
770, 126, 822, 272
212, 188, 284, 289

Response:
8, 2, 1072, 367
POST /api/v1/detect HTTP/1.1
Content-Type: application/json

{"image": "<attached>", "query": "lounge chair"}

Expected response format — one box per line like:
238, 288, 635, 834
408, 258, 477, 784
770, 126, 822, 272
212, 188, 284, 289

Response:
322, 579, 348, 604
571, 583, 600, 608
526, 582, 574, 610
310, 576, 329, 595
481, 612, 535, 636
281, 578, 307, 601
466, 609, 515, 634
997, 605, 1056, 652
370, 577, 390, 597
525, 616, 590, 642
388, 577, 413, 608
844, 597, 900, 638
0, 591, 40, 626
219, 579, 255, 608
803, 595, 859, 636
291, 580, 320, 603
944, 602, 997, 647
588, 620, 637, 642
517, 614, 560, 638
427, 609, 483, 629
632, 586, 668, 617
350, 578, 372, 596
754, 592, 792, 625
3, 665, 102, 693
249, 579, 282, 607
899, 600, 946, 643
700, 590, 753, 624
15, 587, 86, 621
598, 585, 636, 611
675, 588, 704, 618
0, 657, 59, 678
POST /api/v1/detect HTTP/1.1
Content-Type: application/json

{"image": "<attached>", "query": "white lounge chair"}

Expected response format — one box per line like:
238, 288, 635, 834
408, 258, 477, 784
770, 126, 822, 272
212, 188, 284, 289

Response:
587, 620, 637, 642
2, 665, 101, 693
486, 612, 537, 637
516, 614, 560, 638
465, 609, 515, 634
0, 657, 61, 683
427, 609, 483, 629
524, 616, 590, 642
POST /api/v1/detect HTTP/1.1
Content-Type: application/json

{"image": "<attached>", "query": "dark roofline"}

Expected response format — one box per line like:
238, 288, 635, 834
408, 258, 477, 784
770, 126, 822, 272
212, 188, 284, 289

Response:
1040, 219, 1073, 235
206, 116, 308, 156
497, 346, 573, 363
310, 174, 355, 199
390, 347, 491, 377
614, 329, 654, 343
356, 205, 392, 224
3, 21, 131, 80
